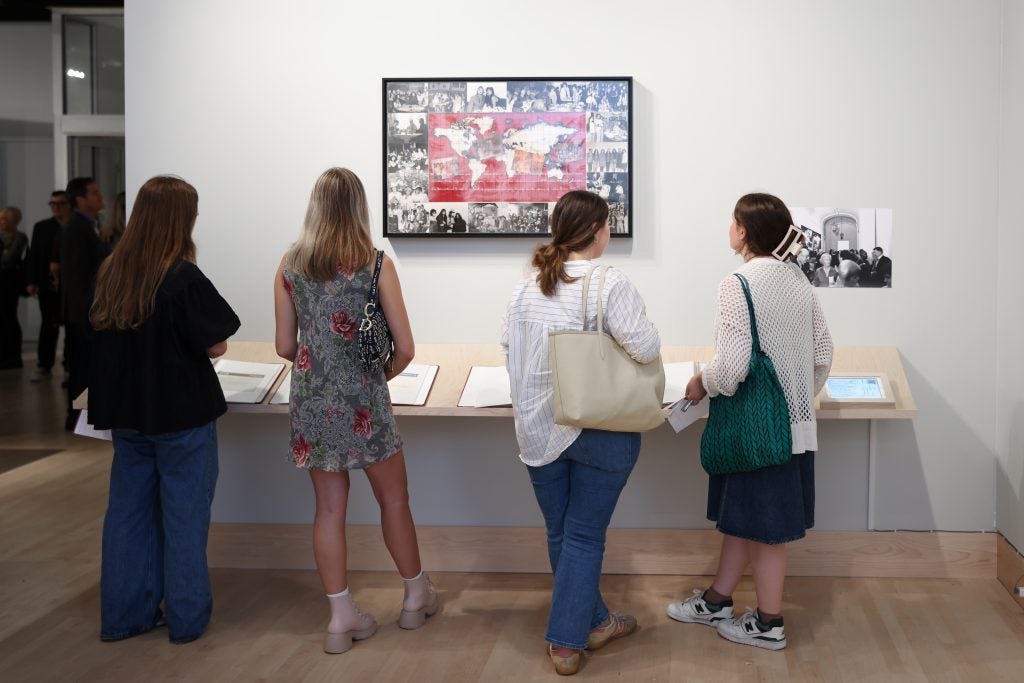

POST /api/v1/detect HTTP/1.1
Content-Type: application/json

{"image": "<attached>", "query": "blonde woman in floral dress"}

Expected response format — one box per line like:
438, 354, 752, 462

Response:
274, 167, 438, 654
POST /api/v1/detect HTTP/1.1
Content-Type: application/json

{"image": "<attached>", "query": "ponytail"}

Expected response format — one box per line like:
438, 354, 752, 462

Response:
532, 242, 572, 297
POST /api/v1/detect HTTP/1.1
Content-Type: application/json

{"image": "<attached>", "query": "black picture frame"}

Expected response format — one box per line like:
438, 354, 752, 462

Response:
382, 76, 633, 238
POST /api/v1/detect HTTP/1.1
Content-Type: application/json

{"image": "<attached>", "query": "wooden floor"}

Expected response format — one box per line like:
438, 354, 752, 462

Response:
2, 360, 1024, 681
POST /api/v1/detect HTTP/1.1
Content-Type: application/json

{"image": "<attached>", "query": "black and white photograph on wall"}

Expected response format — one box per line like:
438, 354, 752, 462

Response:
386, 82, 428, 112
427, 81, 467, 112
587, 144, 628, 173
790, 208, 894, 288
383, 77, 633, 238
390, 202, 470, 234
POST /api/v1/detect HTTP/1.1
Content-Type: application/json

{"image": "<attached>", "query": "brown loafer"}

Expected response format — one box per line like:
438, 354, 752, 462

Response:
548, 644, 582, 675
586, 612, 638, 650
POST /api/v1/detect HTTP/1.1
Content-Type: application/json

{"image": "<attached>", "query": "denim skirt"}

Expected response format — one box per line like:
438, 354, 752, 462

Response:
706, 451, 815, 545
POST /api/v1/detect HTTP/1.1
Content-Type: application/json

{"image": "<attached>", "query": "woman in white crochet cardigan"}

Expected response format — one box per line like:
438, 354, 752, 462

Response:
668, 193, 833, 651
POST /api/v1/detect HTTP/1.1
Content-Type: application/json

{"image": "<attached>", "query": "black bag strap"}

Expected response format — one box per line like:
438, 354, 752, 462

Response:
733, 273, 763, 354
367, 250, 384, 312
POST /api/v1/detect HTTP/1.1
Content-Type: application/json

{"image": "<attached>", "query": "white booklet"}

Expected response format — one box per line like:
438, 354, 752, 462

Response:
664, 397, 710, 433
269, 372, 291, 405
214, 359, 285, 404
74, 409, 112, 441
663, 361, 698, 405
388, 364, 438, 406
458, 366, 512, 408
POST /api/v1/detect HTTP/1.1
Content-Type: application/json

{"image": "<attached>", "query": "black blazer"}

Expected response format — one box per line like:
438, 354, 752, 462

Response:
59, 212, 110, 325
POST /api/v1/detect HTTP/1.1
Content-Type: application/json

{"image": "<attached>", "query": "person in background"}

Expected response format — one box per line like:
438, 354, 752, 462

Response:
502, 190, 661, 675
88, 175, 240, 644
0, 207, 29, 369
100, 191, 127, 247
668, 193, 833, 651
274, 167, 437, 655
837, 259, 861, 288
866, 247, 892, 288
60, 176, 111, 429
26, 191, 72, 380
812, 251, 837, 288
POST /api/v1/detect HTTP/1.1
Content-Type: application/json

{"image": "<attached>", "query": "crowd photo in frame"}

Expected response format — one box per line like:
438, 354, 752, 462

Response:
383, 77, 633, 238
790, 207, 894, 288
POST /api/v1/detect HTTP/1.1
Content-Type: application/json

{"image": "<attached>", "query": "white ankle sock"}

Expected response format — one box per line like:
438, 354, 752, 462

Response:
325, 587, 350, 598
401, 571, 423, 582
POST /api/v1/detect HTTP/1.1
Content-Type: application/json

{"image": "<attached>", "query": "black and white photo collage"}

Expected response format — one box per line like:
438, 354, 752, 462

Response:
384, 78, 632, 236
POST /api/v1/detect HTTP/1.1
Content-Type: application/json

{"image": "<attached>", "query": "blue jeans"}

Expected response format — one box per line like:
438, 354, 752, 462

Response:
101, 421, 219, 643
526, 429, 640, 649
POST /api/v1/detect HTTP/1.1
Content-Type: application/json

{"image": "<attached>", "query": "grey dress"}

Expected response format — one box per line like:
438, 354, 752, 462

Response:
283, 262, 402, 471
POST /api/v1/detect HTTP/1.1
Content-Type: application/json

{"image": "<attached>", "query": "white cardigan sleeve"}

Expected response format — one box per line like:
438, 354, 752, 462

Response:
702, 275, 753, 398
811, 292, 833, 394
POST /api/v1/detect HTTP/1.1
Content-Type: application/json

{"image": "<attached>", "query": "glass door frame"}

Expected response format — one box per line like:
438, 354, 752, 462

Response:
50, 7, 124, 190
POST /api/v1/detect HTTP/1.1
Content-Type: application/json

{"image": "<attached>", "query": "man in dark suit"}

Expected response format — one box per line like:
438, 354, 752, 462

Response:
868, 246, 892, 286
59, 177, 110, 429
866, 247, 892, 288
26, 191, 73, 381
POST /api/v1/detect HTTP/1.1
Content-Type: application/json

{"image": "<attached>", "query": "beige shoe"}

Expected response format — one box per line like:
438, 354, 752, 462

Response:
586, 612, 637, 651
548, 644, 581, 675
323, 611, 378, 654
398, 574, 440, 630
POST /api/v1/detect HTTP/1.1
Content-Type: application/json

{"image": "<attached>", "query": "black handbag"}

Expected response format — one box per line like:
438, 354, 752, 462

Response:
358, 250, 395, 373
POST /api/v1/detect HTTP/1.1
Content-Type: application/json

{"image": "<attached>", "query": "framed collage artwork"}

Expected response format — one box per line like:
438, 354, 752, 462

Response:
383, 77, 632, 238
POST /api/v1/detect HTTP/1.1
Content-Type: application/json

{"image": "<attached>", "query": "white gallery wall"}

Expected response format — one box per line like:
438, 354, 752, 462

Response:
127, 0, 1004, 531
0, 22, 53, 342
997, 0, 1024, 552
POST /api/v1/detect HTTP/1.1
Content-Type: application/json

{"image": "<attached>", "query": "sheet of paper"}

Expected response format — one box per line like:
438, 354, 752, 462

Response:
664, 397, 709, 433
388, 364, 438, 406
74, 410, 112, 441
458, 366, 512, 408
663, 361, 697, 405
270, 372, 291, 404
215, 359, 285, 404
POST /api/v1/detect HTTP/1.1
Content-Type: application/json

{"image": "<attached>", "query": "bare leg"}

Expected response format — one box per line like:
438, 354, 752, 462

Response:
309, 470, 350, 594
749, 542, 787, 615
364, 450, 422, 579
710, 535, 751, 598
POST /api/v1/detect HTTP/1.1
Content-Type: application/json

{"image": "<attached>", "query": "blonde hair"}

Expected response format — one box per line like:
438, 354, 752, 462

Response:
90, 176, 198, 330
100, 191, 126, 244
287, 167, 375, 280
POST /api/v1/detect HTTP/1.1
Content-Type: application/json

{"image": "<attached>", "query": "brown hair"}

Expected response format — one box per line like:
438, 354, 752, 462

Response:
90, 176, 198, 330
532, 190, 608, 296
100, 191, 127, 244
734, 193, 797, 259
287, 167, 375, 280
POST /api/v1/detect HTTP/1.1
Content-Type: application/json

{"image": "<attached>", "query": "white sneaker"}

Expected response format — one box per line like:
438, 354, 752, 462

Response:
666, 588, 734, 626
715, 608, 786, 650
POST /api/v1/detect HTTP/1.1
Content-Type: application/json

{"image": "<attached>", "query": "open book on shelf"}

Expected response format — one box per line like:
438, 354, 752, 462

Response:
268, 364, 439, 407
214, 359, 285, 404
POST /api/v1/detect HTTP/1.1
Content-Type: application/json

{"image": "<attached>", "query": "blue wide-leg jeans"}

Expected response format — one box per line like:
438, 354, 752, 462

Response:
101, 421, 218, 643
526, 429, 640, 650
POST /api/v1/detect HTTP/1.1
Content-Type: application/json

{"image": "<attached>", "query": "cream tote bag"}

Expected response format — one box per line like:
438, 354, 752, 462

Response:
549, 265, 666, 432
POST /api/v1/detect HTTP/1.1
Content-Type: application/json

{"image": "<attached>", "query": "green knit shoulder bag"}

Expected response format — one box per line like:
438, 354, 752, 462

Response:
700, 273, 793, 476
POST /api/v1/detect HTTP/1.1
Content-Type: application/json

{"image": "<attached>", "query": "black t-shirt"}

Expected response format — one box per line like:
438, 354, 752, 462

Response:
88, 261, 241, 434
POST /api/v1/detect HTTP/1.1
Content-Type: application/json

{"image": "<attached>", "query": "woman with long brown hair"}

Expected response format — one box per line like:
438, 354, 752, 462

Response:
501, 190, 661, 675
88, 175, 240, 644
273, 167, 437, 655
667, 193, 832, 650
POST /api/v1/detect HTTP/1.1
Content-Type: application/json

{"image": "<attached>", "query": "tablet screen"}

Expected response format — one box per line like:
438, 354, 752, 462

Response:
826, 377, 883, 400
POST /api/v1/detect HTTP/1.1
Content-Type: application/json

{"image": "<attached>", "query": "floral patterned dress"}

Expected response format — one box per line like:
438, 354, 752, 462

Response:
283, 262, 402, 471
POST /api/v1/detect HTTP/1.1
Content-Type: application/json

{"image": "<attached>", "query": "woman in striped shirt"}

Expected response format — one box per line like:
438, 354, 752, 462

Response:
501, 190, 661, 675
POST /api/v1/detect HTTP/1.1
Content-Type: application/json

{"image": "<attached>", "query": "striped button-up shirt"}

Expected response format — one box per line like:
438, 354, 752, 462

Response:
500, 260, 661, 466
